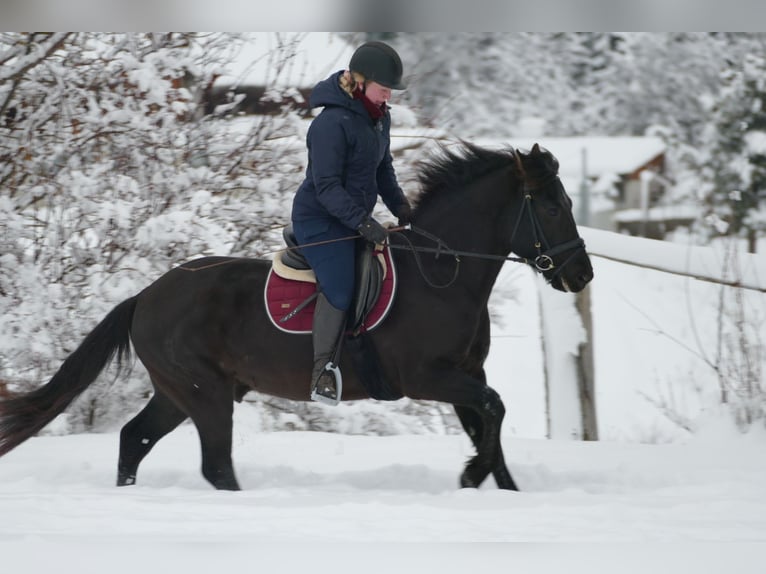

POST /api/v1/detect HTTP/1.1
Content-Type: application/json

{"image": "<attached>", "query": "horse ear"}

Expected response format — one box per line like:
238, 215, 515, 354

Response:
531, 143, 541, 155
513, 148, 526, 178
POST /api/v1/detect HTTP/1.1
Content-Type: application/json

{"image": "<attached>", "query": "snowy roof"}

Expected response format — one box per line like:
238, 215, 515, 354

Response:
614, 204, 702, 223
215, 33, 355, 89
474, 136, 666, 178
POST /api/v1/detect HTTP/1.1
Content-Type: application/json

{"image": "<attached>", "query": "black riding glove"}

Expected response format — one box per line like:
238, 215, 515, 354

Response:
357, 217, 388, 244
395, 201, 412, 226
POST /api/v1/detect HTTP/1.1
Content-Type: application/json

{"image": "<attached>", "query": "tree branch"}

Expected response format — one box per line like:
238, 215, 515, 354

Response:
0, 33, 73, 120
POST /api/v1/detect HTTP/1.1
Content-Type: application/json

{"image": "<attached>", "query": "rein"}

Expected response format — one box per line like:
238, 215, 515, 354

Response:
389, 220, 583, 289
179, 186, 585, 286
386, 225, 534, 289
386, 182, 586, 288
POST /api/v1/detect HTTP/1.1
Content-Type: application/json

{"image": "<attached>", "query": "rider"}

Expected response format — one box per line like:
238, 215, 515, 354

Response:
291, 40, 412, 405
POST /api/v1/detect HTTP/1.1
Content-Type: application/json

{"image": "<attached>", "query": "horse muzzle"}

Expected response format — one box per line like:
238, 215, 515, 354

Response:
541, 239, 593, 293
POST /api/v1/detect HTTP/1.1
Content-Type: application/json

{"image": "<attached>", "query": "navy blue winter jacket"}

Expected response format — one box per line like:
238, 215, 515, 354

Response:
291, 71, 408, 232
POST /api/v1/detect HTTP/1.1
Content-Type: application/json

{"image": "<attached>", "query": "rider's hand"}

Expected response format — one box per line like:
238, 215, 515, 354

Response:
357, 217, 388, 244
395, 201, 412, 226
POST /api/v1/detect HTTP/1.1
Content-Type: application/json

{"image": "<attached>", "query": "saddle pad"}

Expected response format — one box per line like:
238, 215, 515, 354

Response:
264, 244, 396, 335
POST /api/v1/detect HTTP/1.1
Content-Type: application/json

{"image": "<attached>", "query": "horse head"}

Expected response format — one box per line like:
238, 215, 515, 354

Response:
512, 144, 593, 293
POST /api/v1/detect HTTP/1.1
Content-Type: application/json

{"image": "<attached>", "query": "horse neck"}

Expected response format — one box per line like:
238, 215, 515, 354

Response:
418, 167, 516, 250
414, 167, 517, 302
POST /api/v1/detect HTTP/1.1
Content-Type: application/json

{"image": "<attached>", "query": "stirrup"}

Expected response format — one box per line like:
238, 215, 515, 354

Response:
310, 362, 343, 406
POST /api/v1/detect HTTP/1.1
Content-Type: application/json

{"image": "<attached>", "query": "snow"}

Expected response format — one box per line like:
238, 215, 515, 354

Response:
745, 130, 766, 155
215, 32, 355, 88
1, 416, 765, 570
581, 225, 766, 292
614, 203, 702, 224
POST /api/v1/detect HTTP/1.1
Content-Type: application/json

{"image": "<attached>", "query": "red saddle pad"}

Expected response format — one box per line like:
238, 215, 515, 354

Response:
264, 245, 396, 334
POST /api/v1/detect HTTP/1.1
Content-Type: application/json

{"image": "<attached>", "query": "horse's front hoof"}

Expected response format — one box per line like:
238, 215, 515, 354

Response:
460, 474, 479, 488
460, 464, 489, 488
117, 473, 136, 487
494, 466, 520, 491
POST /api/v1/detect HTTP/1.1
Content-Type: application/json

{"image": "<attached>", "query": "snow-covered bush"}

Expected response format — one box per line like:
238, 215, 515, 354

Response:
0, 33, 306, 431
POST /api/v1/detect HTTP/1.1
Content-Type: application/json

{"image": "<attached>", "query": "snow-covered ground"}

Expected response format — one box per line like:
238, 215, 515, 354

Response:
1, 409, 765, 571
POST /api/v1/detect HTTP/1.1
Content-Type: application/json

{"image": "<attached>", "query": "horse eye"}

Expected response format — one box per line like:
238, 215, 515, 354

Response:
547, 207, 560, 217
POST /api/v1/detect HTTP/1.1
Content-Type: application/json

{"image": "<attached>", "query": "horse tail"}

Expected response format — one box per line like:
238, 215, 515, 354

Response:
0, 296, 138, 457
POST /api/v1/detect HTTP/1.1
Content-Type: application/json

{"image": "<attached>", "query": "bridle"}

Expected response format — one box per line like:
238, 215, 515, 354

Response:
386, 172, 586, 288
508, 176, 586, 283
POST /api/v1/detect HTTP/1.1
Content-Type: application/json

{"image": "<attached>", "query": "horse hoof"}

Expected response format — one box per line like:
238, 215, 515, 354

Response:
206, 471, 241, 491
460, 476, 478, 488
214, 481, 241, 491
460, 469, 483, 488
460, 462, 491, 488
117, 474, 136, 487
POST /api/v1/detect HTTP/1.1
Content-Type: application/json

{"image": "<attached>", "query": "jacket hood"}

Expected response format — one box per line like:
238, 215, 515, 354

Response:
309, 70, 362, 113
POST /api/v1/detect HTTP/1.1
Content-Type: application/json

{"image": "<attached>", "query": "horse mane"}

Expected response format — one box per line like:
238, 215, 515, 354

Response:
412, 141, 518, 214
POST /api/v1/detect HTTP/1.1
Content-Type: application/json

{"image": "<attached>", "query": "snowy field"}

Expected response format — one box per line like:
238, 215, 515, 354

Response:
1, 412, 765, 572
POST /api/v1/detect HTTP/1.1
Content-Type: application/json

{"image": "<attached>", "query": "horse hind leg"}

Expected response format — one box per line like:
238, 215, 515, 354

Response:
165, 370, 241, 491
191, 397, 240, 491
120, 372, 240, 490
117, 385, 188, 486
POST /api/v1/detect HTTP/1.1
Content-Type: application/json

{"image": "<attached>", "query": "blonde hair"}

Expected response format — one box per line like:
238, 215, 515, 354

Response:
339, 70, 366, 97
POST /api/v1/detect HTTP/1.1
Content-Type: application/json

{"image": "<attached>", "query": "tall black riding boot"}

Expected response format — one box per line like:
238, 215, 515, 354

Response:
310, 292, 347, 406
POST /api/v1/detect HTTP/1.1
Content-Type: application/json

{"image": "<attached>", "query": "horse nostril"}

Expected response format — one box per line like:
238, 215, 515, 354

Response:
579, 270, 594, 284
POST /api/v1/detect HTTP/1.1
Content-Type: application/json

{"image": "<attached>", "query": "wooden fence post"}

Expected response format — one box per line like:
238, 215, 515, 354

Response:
575, 287, 598, 440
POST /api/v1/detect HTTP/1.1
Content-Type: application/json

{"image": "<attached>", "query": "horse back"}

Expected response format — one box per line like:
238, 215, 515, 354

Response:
131, 256, 273, 364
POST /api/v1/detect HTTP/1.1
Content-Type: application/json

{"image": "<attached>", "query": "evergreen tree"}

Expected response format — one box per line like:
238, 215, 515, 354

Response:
691, 40, 766, 253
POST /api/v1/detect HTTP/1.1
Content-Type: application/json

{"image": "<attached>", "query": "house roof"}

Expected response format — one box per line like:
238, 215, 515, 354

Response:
474, 136, 666, 179
215, 33, 355, 89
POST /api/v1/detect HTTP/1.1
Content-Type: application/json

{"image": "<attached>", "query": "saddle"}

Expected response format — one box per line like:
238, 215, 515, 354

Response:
265, 224, 397, 335
264, 225, 403, 401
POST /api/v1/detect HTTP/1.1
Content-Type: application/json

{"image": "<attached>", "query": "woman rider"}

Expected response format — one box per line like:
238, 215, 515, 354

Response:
291, 41, 412, 405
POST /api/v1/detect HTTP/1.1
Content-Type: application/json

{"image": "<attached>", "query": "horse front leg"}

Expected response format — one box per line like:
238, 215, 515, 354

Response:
411, 370, 517, 490
458, 385, 517, 489
454, 404, 518, 490
450, 307, 517, 489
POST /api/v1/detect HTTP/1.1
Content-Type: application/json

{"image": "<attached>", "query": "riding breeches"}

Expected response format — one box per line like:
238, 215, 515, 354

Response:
292, 217, 356, 311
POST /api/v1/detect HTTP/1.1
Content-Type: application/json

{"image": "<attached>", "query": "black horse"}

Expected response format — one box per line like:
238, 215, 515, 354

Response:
0, 142, 593, 491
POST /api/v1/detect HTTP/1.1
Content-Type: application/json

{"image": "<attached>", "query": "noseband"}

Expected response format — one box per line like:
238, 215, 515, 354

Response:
510, 180, 586, 282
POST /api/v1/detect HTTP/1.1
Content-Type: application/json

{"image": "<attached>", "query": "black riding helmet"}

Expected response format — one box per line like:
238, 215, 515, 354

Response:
349, 41, 406, 90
